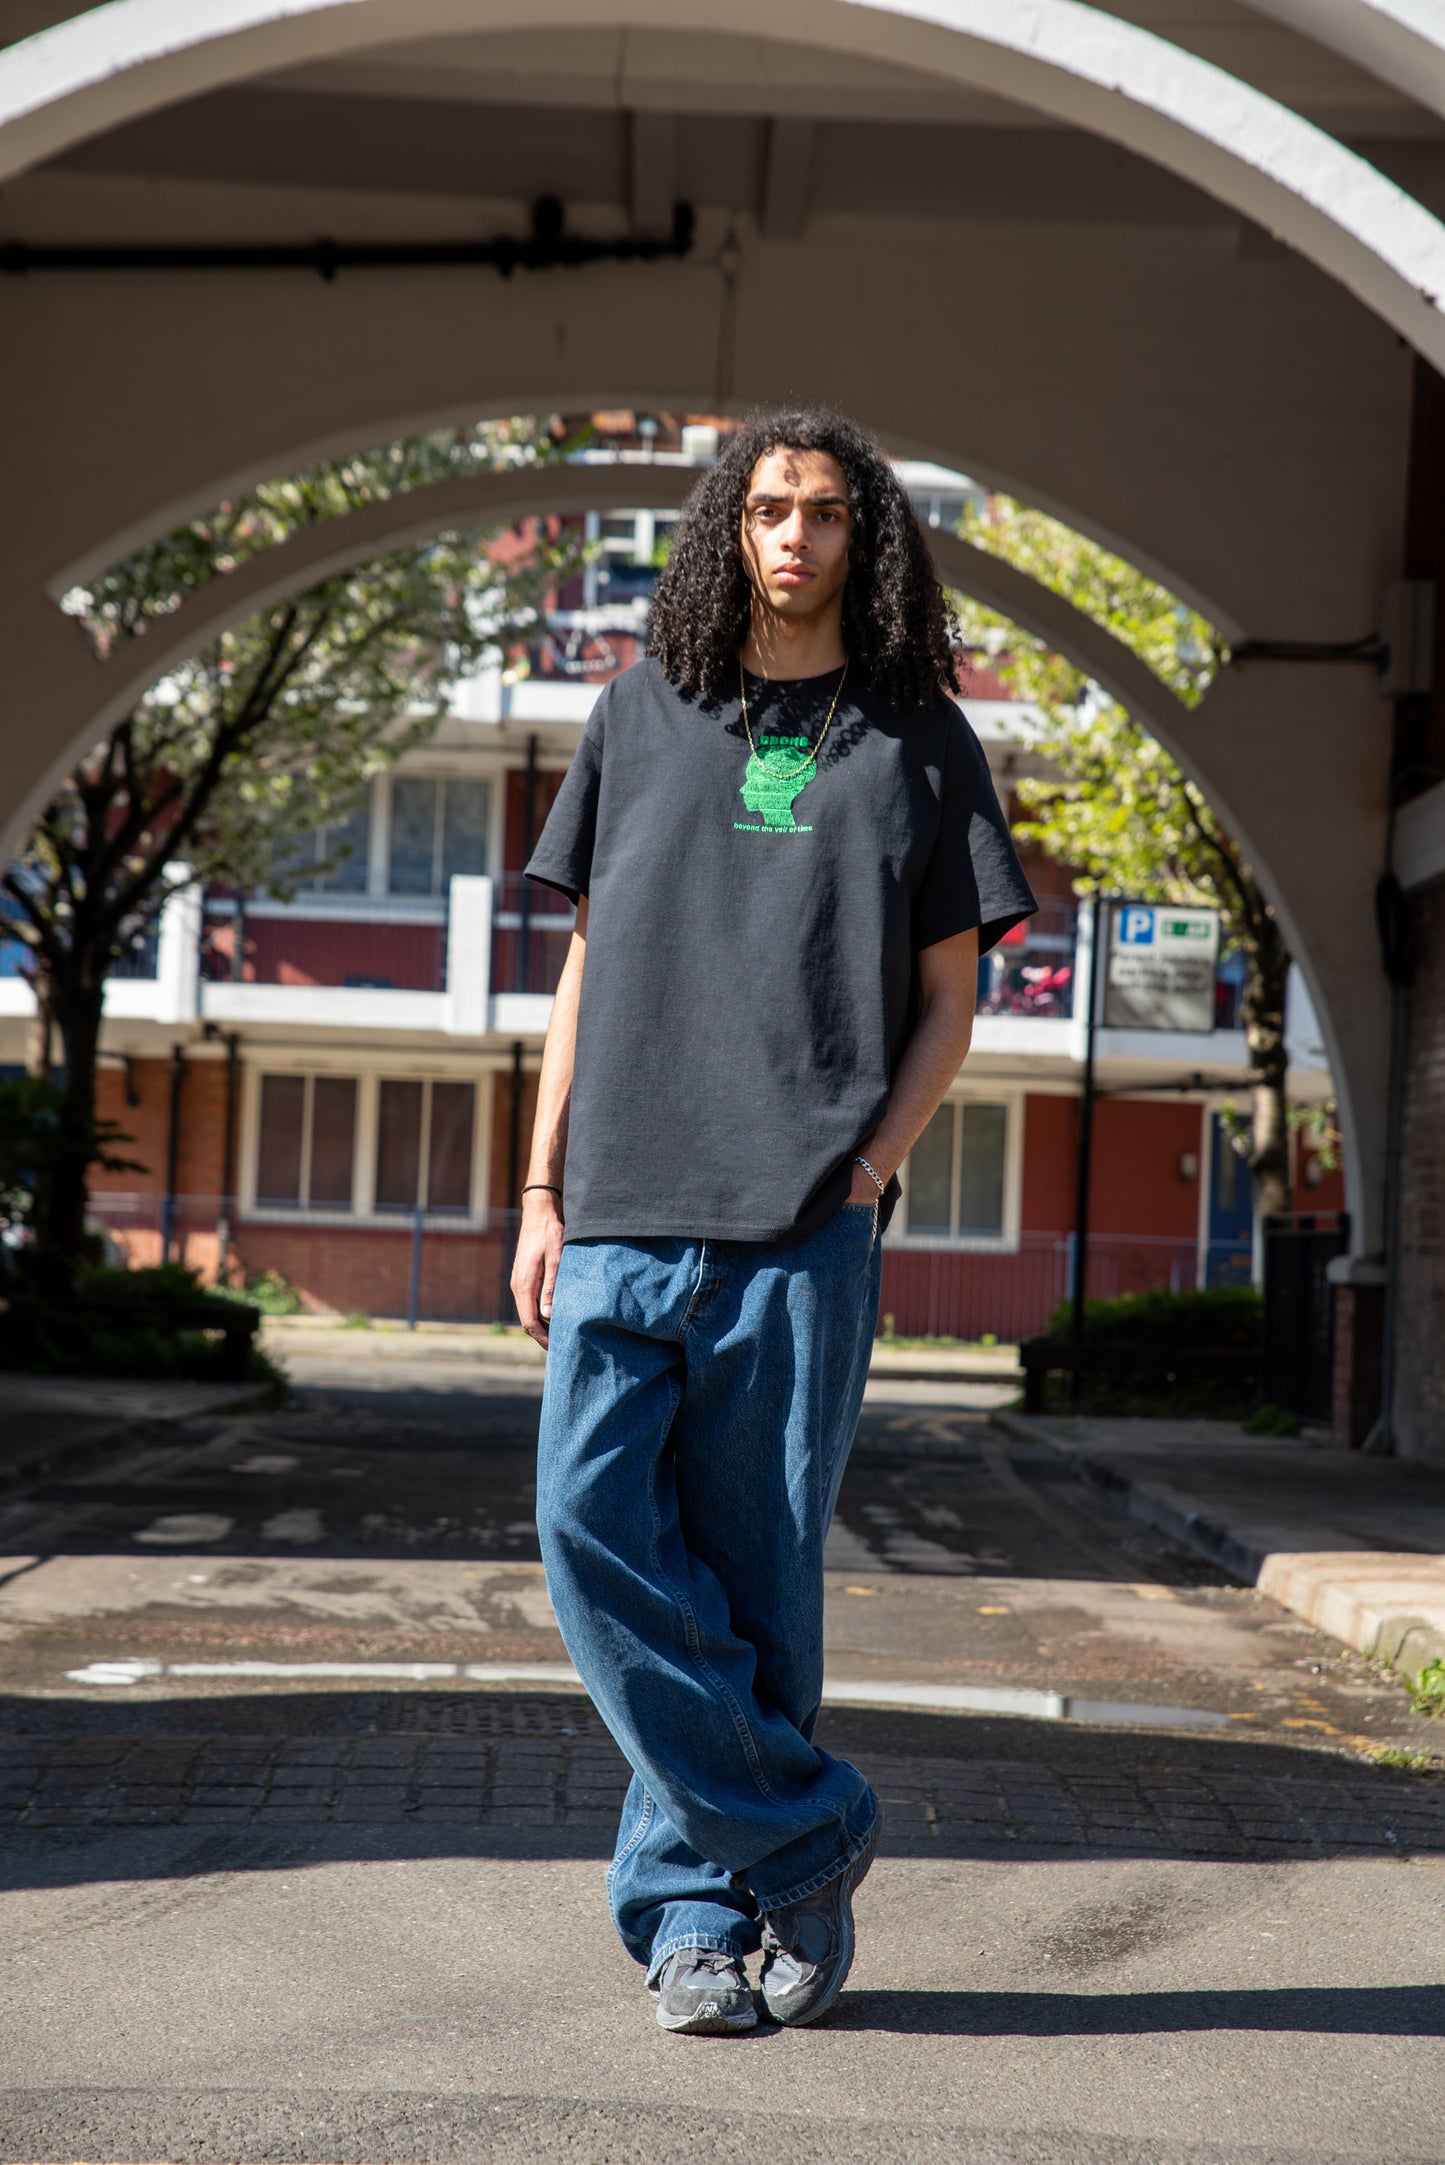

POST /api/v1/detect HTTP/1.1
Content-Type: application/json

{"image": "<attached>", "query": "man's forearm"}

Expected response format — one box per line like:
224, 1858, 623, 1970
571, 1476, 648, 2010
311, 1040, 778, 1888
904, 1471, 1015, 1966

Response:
861, 992, 974, 1183
853, 924, 979, 1191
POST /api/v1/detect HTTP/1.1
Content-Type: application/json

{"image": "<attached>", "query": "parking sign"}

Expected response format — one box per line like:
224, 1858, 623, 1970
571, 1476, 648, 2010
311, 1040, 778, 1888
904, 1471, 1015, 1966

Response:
1104, 901, 1219, 1032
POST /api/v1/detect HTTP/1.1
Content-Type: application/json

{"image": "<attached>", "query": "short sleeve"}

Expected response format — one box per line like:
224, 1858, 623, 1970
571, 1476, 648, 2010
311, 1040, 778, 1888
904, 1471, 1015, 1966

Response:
524, 687, 607, 903
912, 705, 1037, 956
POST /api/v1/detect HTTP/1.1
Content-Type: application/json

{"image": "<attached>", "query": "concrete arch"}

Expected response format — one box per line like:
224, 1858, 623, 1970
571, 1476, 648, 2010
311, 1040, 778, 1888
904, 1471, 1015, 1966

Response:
25, 457, 1198, 808
1241, 1, 1445, 125
7, 0, 1445, 368
2, 434, 1388, 1251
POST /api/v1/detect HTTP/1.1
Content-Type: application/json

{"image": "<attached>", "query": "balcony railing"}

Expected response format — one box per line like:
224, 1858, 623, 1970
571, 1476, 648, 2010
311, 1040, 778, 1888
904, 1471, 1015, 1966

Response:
1, 928, 159, 981
490, 873, 575, 997
977, 897, 1076, 1019
200, 899, 447, 992
0, 872, 1267, 1058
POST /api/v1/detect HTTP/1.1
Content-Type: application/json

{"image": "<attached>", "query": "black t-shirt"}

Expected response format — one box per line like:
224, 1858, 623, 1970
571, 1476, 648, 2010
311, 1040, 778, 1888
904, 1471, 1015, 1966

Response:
525, 656, 1036, 1244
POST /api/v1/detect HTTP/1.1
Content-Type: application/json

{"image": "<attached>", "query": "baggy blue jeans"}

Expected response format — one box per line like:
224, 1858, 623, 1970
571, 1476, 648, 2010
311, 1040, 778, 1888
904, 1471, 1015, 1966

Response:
535, 1202, 883, 1983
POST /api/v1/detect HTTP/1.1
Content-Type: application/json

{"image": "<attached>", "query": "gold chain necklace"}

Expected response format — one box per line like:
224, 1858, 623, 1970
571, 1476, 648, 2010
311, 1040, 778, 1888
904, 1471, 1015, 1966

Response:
739, 657, 849, 782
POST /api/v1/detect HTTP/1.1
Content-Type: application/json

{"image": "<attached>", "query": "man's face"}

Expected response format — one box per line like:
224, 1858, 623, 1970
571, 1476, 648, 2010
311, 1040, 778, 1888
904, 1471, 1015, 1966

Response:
740, 446, 853, 627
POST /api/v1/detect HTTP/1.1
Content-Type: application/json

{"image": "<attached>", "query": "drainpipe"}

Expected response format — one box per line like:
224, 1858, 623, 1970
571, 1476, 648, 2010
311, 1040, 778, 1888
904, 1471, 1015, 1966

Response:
518, 733, 538, 992
1363, 870, 1414, 1455
231, 890, 247, 981
501, 1039, 525, 1322
161, 1042, 186, 1264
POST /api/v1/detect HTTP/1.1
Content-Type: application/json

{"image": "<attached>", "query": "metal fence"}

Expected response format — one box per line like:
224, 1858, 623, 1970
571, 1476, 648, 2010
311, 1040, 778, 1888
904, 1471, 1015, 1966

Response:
83, 1192, 1255, 1344
1261, 1209, 1349, 1420
975, 896, 1077, 1019
489, 874, 576, 996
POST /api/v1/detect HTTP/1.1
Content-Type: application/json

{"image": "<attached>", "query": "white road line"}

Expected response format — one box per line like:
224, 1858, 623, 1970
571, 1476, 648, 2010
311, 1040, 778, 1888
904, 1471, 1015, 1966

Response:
59, 1658, 1229, 1726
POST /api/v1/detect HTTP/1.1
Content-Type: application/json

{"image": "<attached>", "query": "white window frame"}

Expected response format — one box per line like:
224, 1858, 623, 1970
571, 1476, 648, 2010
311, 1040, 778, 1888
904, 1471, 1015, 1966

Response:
380, 769, 493, 901
247, 1070, 361, 1215
889, 1092, 1023, 1252
240, 1058, 496, 1230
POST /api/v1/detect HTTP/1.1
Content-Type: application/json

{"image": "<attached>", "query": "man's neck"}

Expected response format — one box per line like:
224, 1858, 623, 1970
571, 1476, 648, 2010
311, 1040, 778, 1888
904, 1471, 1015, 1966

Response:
738, 608, 847, 680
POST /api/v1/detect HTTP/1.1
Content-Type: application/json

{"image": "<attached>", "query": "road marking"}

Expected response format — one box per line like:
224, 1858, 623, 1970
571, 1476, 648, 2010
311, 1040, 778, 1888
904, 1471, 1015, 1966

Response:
258, 1507, 325, 1543
133, 1513, 234, 1546
59, 1657, 1230, 1727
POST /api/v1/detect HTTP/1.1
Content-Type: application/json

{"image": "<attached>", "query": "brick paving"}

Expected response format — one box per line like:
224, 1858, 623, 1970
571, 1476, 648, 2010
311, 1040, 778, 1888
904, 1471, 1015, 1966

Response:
2, 1715, 1441, 1857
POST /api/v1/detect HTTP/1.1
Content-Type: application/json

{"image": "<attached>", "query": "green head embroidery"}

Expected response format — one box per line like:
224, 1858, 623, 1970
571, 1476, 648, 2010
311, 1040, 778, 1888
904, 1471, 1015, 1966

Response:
739, 748, 817, 830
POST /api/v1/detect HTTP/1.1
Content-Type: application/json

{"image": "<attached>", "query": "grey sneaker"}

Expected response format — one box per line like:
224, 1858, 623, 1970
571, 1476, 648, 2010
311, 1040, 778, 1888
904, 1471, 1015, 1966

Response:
758, 1806, 882, 2026
650, 1949, 757, 2034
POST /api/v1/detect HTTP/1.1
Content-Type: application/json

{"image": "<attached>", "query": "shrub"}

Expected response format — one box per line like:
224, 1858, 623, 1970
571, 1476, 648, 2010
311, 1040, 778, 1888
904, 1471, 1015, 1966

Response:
1046, 1284, 1262, 1350
1408, 1659, 1445, 1718
238, 1268, 303, 1316
0, 1258, 285, 1397
1039, 1284, 1263, 1418
1243, 1402, 1300, 1437
81, 1260, 214, 1305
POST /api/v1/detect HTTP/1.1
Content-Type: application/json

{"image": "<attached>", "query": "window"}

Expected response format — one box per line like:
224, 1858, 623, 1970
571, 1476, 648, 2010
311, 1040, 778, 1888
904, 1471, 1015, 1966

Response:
586, 510, 676, 607
272, 796, 371, 895
904, 1102, 1008, 1239
255, 1074, 357, 1210
388, 777, 489, 896
375, 1078, 476, 1214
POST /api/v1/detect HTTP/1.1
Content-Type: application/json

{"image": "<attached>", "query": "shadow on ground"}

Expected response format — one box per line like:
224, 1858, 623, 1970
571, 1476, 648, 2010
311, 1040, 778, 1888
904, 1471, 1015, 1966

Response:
2, 1693, 1440, 1893
831, 1985, 1445, 2036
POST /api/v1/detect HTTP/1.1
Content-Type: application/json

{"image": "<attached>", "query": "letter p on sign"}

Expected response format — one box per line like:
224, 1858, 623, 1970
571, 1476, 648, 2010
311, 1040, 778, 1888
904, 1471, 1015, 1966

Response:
1120, 907, 1155, 946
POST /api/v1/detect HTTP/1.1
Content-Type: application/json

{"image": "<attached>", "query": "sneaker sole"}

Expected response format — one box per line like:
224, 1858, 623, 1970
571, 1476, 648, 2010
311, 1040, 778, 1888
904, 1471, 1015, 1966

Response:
655, 2000, 758, 2035
763, 1804, 884, 2028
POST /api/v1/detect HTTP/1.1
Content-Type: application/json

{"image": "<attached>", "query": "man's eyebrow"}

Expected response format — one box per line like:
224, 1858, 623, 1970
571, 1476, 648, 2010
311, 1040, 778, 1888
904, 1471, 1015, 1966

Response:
745, 488, 850, 506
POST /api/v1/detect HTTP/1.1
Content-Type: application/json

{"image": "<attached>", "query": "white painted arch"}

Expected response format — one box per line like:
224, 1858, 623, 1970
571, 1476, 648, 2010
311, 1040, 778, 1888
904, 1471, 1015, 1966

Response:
27, 456, 1197, 795
2, 447, 1388, 1250
6, 0, 1445, 369
1241, 0, 1445, 125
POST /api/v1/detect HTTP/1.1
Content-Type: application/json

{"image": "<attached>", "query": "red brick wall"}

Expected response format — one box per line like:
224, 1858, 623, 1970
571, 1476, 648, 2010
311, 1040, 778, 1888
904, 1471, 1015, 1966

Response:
92, 1054, 230, 1202
1332, 1283, 1384, 1450
232, 1220, 512, 1321
1396, 880, 1445, 1461
488, 1069, 540, 1213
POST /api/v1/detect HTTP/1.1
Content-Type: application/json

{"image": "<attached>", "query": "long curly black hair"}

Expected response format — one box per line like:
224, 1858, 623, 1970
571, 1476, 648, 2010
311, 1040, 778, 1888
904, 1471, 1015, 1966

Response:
647, 409, 958, 708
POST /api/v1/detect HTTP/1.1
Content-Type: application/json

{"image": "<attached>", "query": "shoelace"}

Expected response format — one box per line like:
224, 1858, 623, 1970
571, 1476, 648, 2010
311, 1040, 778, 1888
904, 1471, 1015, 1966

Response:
690, 1951, 744, 1977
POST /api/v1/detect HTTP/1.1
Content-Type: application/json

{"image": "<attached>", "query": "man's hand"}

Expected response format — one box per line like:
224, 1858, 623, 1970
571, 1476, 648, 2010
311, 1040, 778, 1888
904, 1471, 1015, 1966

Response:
847, 1148, 890, 1205
512, 1190, 565, 1349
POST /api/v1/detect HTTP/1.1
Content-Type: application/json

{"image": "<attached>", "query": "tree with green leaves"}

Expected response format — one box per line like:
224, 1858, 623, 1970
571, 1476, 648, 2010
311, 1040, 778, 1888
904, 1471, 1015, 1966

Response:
951, 495, 1294, 1220
2, 419, 580, 1287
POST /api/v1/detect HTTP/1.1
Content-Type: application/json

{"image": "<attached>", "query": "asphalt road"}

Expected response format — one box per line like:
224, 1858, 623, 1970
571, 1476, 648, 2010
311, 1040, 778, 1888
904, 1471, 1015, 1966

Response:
1, 1358, 1442, 2162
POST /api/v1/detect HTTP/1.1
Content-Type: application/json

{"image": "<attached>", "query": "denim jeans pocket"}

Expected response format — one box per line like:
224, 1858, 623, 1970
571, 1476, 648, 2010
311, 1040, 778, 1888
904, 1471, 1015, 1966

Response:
842, 1199, 879, 1241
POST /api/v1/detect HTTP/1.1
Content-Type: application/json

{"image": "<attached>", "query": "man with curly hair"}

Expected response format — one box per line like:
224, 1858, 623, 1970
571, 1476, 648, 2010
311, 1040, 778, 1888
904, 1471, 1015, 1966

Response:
514, 411, 1034, 2035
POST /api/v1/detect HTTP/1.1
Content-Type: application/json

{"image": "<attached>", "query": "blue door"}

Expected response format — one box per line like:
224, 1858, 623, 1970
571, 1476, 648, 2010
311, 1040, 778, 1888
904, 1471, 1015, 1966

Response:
1206, 1112, 1254, 1285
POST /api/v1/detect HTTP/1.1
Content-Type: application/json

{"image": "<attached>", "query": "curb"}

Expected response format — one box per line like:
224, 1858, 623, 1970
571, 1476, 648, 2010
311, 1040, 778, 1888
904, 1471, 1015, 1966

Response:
261, 1323, 1024, 1388
990, 1408, 1445, 1687
0, 1377, 276, 1497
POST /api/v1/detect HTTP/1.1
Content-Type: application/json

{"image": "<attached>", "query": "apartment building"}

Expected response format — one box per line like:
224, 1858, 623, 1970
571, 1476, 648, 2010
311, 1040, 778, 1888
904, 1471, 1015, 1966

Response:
0, 434, 1339, 1336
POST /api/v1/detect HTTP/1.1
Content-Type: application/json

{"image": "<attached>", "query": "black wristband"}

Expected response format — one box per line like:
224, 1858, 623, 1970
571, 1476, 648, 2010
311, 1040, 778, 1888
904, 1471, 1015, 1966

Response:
522, 1183, 563, 1197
